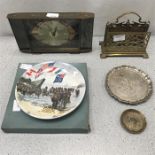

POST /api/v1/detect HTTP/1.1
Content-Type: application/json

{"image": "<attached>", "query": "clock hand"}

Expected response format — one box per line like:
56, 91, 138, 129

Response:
52, 27, 57, 37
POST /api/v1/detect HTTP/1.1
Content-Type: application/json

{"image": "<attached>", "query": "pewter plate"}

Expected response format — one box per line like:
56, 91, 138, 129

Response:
15, 61, 86, 120
106, 65, 152, 104
121, 109, 146, 134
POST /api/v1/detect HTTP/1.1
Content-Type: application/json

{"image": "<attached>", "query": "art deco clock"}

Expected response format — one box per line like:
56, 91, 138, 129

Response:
7, 12, 94, 53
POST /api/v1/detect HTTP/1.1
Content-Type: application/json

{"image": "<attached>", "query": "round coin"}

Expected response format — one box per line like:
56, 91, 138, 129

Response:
106, 65, 152, 105
121, 109, 146, 134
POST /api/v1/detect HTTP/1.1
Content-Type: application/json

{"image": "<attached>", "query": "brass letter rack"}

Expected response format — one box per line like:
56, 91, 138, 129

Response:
99, 12, 151, 58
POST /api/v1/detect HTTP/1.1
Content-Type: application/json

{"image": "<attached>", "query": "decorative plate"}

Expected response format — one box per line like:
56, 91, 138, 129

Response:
15, 61, 86, 119
106, 65, 152, 105
120, 109, 147, 134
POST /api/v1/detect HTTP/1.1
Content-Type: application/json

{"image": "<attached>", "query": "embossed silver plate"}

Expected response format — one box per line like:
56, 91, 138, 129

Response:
106, 65, 152, 104
121, 109, 146, 134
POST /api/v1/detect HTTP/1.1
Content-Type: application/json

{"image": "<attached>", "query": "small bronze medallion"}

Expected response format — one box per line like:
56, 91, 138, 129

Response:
121, 109, 146, 134
106, 65, 152, 105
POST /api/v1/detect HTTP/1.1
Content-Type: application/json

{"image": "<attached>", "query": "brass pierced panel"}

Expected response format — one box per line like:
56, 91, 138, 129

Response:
100, 12, 151, 58
106, 22, 149, 32
106, 32, 150, 48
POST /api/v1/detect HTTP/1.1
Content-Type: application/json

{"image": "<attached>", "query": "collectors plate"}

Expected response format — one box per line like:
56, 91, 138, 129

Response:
15, 61, 86, 119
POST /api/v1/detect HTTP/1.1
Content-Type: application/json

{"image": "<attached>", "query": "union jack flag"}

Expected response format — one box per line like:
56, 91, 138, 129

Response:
53, 74, 65, 83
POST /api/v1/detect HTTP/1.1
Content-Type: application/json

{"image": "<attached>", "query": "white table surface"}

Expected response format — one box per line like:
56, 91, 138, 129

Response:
0, 36, 155, 155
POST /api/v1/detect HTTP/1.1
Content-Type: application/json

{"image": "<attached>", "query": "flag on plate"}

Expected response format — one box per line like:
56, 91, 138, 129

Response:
35, 62, 55, 78
55, 69, 62, 74
48, 67, 57, 73
53, 74, 66, 83
26, 68, 37, 76
41, 62, 55, 71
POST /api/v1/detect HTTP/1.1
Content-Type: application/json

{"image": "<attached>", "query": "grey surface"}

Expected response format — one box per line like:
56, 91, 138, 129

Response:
0, 36, 155, 154
0, 0, 155, 36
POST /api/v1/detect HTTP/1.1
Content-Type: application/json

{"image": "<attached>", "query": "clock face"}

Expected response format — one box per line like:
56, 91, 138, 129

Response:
31, 21, 76, 46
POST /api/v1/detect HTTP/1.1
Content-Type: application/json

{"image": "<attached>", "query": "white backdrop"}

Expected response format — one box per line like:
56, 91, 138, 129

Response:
0, 0, 155, 36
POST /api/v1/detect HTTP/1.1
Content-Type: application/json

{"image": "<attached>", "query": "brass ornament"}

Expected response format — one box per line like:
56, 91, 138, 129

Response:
100, 12, 151, 58
121, 109, 146, 134
106, 65, 152, 105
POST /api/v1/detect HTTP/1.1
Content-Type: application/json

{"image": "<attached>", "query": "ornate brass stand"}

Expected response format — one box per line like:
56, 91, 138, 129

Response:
100, 12, 151, 58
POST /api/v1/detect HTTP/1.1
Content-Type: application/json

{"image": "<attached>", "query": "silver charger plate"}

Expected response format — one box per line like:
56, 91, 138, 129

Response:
15, 61, 86, 119
106, 65, 152, 105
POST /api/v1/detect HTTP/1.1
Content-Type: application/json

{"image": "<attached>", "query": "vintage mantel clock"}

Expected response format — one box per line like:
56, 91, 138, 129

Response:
99, 12, 151, 58
7, 12, 94, 53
